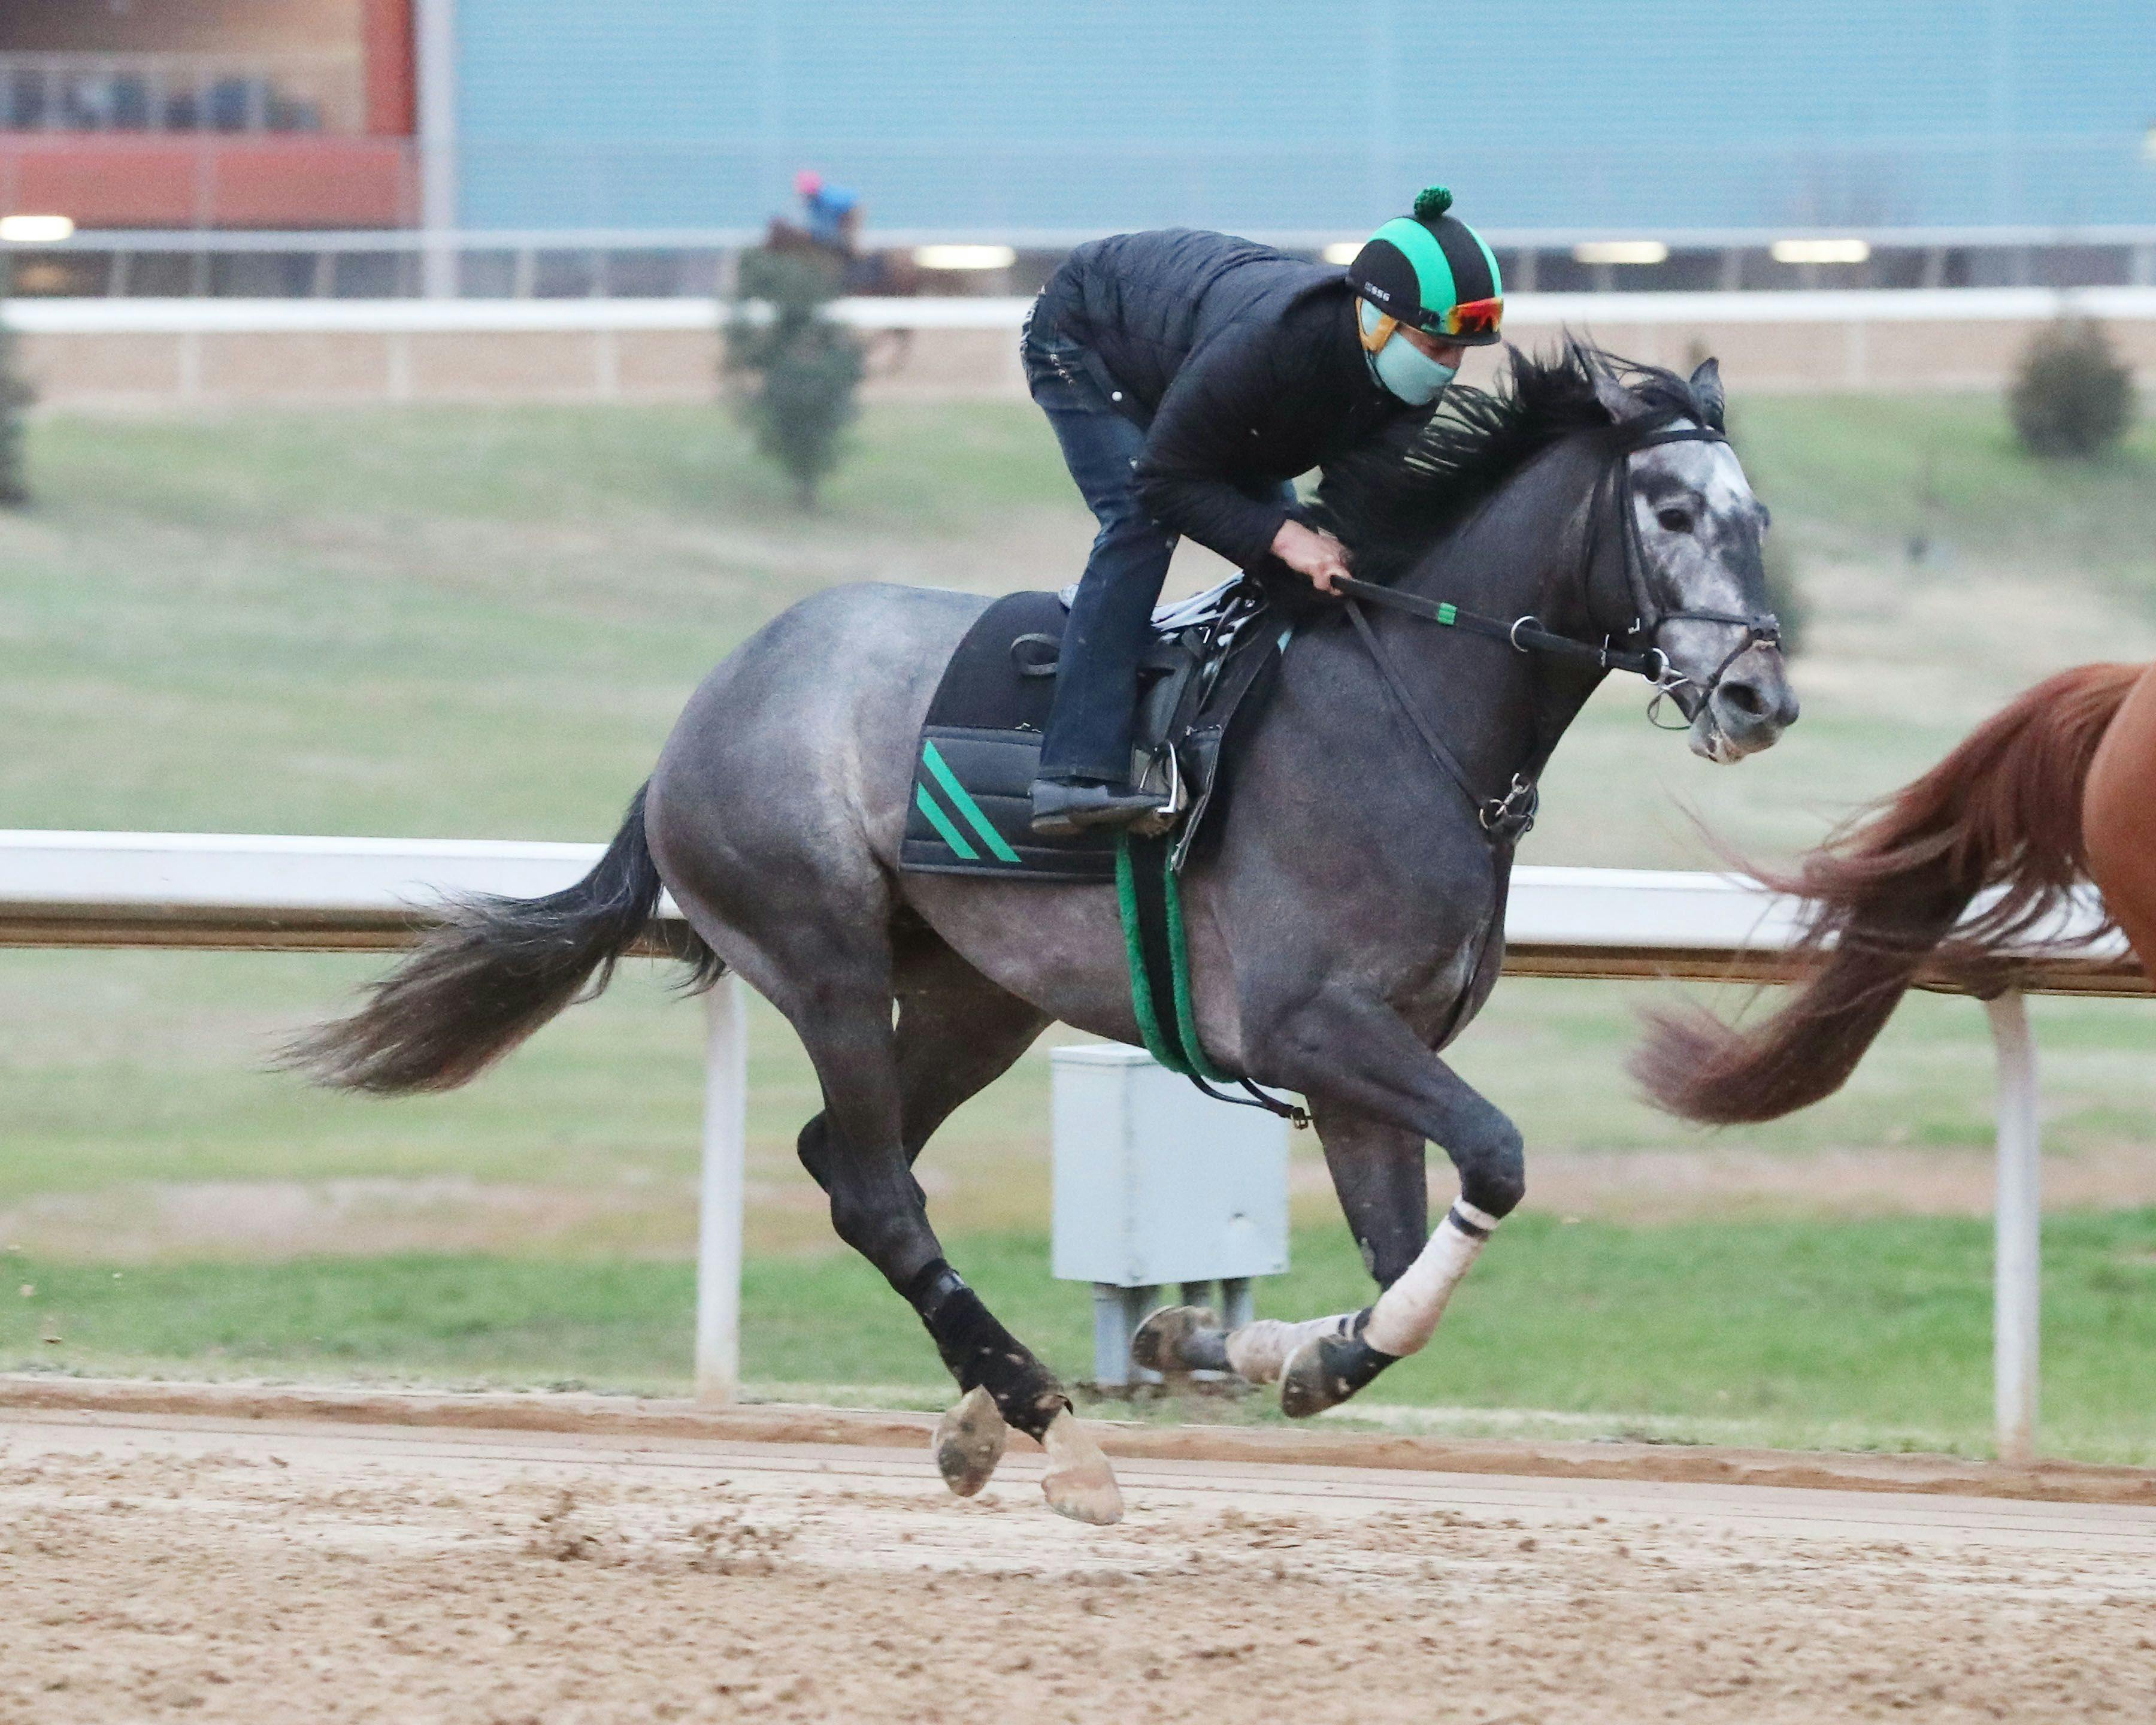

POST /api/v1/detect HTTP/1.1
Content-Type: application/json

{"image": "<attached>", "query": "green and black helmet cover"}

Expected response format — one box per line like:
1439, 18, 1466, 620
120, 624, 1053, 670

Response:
1345, 186, 1505, 344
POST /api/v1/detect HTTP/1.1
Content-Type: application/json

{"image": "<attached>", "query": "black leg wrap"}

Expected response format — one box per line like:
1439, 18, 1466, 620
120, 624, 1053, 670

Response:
1445, 1202, 1493, 1240
1279, 1317, 1397, 1420
904, 1259, 1067, 1441
1180, 1327, 1232, 1373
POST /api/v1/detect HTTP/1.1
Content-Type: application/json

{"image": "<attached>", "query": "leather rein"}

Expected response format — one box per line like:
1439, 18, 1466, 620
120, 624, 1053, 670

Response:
1331, 419, 1780, 842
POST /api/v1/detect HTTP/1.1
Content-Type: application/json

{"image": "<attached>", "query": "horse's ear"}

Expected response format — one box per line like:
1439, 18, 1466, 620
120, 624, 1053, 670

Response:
1591, 366, 1652, 425
1689, 357, 1727, 428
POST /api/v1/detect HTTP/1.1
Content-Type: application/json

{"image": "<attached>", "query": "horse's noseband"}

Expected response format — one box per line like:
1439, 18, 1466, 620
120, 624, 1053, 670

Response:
1603, 421, 1782, 728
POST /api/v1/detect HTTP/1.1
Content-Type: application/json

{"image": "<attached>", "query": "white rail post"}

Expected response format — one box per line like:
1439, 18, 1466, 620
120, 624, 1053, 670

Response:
414, 0, 460, 299
694, 975, 748, 1405
1987, 990, 2040, 1462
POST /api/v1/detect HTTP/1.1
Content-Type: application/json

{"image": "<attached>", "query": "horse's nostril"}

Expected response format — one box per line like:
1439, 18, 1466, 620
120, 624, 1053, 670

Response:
1721, 680, 1769, 719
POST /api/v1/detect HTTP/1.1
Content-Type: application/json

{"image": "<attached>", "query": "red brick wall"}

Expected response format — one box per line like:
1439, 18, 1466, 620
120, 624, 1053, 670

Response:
0, 136, 416, 228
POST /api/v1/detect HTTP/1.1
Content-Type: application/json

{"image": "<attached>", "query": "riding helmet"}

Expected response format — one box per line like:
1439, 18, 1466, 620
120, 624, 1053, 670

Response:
1345, 186, 1505, 345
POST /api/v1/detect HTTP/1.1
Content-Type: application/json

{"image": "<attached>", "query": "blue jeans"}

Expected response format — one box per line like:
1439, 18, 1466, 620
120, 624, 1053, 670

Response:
1025, 327, 1292, 784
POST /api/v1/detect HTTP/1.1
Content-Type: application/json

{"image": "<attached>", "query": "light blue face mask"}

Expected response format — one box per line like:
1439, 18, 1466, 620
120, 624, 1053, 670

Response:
1358, 301, 1456, 406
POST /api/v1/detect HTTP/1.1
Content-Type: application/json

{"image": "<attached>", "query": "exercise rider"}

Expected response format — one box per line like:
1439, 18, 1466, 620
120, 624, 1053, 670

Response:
1023, 186, 1506, 836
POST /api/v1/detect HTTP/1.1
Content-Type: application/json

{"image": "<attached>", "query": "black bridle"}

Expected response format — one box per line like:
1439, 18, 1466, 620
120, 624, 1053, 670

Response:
1598, 422, 1783, 729
1333, 417, 1782, 841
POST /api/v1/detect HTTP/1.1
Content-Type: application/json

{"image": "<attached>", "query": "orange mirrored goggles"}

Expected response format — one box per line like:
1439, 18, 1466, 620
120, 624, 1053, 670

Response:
1430, 296, 1503, 339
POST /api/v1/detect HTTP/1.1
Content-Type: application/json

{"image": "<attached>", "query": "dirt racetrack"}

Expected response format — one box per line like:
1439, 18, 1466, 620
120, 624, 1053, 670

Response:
3, 1400, 2155, 1724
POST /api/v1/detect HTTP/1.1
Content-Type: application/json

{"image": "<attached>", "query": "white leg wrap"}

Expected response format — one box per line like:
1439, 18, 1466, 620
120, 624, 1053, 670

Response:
1360, 1201, 1499, 1358
1224, 1313, 1355, 1384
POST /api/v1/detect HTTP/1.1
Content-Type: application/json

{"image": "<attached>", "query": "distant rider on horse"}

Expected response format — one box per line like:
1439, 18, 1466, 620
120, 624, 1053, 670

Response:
1023, 186, 1505, 835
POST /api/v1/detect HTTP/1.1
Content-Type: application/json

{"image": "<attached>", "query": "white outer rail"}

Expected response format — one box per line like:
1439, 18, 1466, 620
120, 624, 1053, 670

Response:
11, 285, 2156, 337
23, 221, 2156, 252
3, 830, 2146, 1451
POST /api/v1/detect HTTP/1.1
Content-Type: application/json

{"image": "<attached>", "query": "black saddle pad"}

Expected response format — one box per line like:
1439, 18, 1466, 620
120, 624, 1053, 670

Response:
901, 591, 1118, 881
899, 585, 1289, 884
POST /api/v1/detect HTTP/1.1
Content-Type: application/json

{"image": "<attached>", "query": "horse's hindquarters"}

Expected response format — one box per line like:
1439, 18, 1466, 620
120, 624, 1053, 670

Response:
2082, 661, 2156, 979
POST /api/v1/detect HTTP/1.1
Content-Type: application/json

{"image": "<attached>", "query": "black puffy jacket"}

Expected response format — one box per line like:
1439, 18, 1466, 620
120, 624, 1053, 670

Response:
1031, 228, 1432, 570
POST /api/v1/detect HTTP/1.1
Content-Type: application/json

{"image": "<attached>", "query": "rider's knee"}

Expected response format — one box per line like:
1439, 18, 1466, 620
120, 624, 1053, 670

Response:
1453, 1121, 1525, 1219
1089, 515, 1172, 566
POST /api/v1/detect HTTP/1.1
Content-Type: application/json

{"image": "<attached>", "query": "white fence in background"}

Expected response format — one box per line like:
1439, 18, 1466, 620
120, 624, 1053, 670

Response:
7, 222, 2155, 304
2, 828, 2147, 1457
10, 285, 2156, 336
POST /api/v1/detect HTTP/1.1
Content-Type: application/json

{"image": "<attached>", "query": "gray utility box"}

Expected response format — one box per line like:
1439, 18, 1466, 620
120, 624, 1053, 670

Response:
1050, 1043, 1291, 1385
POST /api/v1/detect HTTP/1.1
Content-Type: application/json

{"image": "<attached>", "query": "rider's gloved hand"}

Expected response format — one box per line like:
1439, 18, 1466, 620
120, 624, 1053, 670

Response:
1270, 520, 1353, 595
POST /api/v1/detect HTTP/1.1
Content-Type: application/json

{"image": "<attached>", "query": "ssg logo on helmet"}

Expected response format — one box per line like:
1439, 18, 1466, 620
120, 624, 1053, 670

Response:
1343, 184, 1506, 347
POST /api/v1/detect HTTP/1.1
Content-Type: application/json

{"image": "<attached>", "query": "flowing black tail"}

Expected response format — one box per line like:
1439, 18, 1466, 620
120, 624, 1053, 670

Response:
286, 783, 721, 1094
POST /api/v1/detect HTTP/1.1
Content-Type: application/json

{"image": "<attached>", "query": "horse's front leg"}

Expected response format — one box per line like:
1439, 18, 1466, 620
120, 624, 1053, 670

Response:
1137, 990, 1521, 1415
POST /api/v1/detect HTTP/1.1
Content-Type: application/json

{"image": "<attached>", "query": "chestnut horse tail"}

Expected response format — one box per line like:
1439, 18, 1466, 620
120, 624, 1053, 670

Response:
1631, 662, 2143, 1125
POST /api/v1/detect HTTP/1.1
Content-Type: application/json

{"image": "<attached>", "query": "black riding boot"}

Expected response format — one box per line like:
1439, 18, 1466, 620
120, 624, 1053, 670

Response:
1028, 776, 1164, 837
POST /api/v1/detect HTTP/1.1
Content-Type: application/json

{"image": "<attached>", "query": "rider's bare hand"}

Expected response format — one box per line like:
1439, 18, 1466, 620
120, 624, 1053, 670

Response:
1271, 520, 1353, 594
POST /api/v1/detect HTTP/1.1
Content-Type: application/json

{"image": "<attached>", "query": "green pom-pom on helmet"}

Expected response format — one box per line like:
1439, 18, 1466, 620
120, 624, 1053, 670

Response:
1412, 184, 1454, 222
1346, 184, 1503, 346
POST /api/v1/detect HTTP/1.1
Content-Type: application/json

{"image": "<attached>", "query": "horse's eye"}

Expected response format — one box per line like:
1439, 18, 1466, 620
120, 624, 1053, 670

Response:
1656, 507, 1694, 534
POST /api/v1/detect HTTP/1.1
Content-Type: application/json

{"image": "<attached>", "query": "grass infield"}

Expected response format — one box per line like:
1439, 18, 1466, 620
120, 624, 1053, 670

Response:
8, 1209, 2156, 1461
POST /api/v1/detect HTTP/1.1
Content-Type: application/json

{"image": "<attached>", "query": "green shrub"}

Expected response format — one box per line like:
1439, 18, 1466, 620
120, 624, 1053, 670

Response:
724, 249, 865, 508
0, 265, 36, 506
2008, 320, 2134, 460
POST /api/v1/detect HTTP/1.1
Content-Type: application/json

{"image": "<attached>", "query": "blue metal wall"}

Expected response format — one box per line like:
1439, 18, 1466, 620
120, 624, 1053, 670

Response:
452, 1, 2156, 231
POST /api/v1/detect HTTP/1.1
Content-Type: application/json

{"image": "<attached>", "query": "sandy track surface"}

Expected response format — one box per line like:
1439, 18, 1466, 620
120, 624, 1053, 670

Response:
3, 1409, 2154, 1724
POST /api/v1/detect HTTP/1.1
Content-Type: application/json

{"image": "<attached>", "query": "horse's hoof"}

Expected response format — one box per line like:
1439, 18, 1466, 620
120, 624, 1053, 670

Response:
932, 1385, 1008, 1497
1130, 1304, 1225, 1376
1040, 1409, 1124, 1526
1280, 1333, 1395, 1419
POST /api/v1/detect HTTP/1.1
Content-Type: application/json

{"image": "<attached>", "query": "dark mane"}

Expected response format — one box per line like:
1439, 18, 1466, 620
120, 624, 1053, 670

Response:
1312, 339, 1725, 585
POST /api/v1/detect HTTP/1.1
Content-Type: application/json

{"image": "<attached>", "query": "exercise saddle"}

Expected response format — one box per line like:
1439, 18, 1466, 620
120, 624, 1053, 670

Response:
898, 576, 1289, 882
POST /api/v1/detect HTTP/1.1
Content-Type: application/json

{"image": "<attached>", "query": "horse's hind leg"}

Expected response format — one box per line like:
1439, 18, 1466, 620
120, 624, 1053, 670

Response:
890, 924, 1052, 1165
649, 716, 1115, 1519
886, 934, 1052, 1499
785, 927, 1119, 1523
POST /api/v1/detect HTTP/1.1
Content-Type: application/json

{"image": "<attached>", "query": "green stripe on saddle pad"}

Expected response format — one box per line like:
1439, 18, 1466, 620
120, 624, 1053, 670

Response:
912, 783, 980, 861
1115, 833, 1232, 1084
920, 739, 1022, 864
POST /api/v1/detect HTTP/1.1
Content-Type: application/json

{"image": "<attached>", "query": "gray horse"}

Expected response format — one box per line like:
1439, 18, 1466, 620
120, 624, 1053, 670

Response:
295, 343, 1798, 1525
